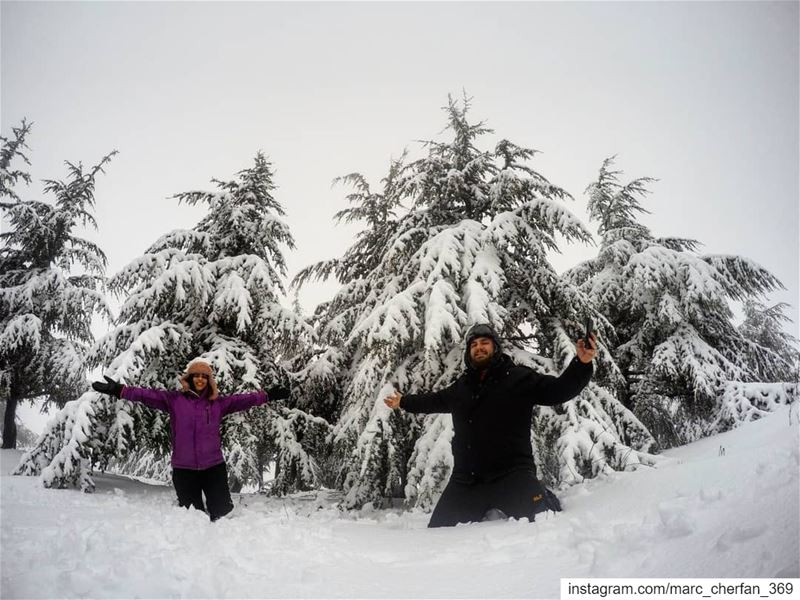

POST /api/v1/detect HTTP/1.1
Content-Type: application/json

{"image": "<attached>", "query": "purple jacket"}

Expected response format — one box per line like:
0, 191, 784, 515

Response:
121, 386, 267, 470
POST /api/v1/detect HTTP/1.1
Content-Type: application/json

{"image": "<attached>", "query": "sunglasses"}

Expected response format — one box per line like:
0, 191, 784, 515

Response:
191, 374, 210, 380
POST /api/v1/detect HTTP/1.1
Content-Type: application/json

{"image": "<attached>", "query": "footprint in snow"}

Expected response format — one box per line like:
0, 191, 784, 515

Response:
774, 563, 800, 578
699, 487, 723, 503
657, 502, 695, 538
714, 525, 764, 552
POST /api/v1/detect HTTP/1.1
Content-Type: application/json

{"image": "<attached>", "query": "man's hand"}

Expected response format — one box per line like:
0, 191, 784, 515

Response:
576, 333, 597, 364
267, 386, 291, 401
384, 391, 402, 410
92, 375, 123, 398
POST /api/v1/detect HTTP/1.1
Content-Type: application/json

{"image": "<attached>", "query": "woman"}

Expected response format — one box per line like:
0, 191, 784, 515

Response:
92, 360, 288, 521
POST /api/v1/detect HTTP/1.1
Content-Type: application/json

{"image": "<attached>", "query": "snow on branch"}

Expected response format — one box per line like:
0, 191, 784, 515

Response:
212, 269, 252, 332
0, 314, 42, 354
104, 321, 191, 383
701, 254, 785, 300
147, 229, 212, 255
14, 391, 103, 491
513, 197, 594, 247
350, 281, 425, 349
714, 381, 798, 430
423, 279, 465, 353
650, 323, 746, 398
404, 413, 454, 510
541, 383, 659, 487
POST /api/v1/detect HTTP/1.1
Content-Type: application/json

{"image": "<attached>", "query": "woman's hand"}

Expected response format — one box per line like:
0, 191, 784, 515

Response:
92, 375, 123, 398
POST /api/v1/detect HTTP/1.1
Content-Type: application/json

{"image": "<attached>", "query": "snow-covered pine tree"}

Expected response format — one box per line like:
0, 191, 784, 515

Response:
300, 95, 656, 510
0, 119, 32, 203
738, 300, 799, 382
292, 157, 412, 489
15, 153, 329, 493
566, 157, 793, 448
0, 120, 113, 448
292, 158, 405, 427
717, 300, 799, 426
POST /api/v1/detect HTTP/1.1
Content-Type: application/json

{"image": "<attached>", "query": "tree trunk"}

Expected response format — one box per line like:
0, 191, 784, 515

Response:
2, 396, 18, 449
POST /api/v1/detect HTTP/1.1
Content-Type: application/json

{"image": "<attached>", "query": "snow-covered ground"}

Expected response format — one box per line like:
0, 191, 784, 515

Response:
2, 406, 798, 599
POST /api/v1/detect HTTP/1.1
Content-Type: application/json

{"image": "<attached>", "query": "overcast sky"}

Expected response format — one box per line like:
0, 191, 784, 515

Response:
2, 1, 798, 337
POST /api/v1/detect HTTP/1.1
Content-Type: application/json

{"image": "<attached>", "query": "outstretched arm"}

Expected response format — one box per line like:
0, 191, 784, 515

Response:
121, 387, 173, 412
384, 383, 457, 414
525, 334, 596, 406
220, 390, 269, 415
93, 376, 172, 412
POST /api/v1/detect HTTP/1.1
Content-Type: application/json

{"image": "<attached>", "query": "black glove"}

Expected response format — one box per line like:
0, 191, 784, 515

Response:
266, 386, 290, 401
92, 375, 123, 398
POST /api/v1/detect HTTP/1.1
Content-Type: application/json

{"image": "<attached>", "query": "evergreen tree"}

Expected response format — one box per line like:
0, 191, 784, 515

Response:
0, 119, 32, 202
299, 96, 656, 510
15, 153, 329, 493
737, 300, 799, 382
712, 300, 799, 428
0, 400, 38, 447
292, 157, 405, 425
566, 158, 791, 448
0, 120, 113, 448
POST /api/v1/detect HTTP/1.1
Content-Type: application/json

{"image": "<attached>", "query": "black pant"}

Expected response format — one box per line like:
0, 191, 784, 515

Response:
172, 462, 234, 521
428, 468, 561, 528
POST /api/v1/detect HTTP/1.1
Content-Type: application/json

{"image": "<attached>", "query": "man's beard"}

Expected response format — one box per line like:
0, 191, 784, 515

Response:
470, 352, 493, 369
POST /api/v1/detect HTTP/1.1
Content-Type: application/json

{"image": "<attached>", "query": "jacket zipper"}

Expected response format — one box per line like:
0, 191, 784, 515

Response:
193, 399, 198, 467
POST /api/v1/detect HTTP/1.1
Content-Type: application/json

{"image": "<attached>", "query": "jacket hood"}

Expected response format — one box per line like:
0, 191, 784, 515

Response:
463, 323, 503, 370
180, 360, 219, 400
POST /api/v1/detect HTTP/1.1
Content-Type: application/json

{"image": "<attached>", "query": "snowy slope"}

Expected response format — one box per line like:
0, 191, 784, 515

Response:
1, 406, 798, 599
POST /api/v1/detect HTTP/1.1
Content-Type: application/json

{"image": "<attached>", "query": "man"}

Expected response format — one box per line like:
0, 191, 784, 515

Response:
384, 323, 596, 527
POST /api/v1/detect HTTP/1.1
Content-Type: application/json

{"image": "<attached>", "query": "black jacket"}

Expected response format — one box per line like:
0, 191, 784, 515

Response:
400, 354, 592, 483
